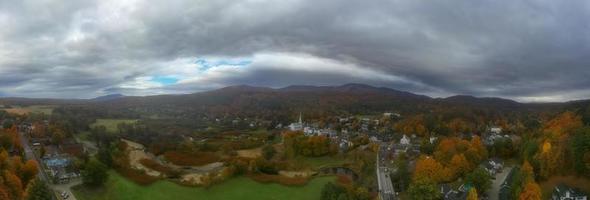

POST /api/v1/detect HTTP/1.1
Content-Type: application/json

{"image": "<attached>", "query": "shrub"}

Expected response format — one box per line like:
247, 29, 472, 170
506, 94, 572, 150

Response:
248, 174, 309, 186
116, 167, 159, 185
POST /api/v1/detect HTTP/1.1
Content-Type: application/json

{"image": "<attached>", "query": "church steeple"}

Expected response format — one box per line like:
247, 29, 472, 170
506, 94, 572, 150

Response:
298, 112, 302, 124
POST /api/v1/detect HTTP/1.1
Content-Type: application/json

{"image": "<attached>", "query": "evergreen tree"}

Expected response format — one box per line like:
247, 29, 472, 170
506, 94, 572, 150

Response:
24, 179, 52, 200
82, 159, 108, 186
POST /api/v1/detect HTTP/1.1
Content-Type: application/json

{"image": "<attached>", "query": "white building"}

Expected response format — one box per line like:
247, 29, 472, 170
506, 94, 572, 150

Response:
400, 134, 411, 146
490, 127, 502, 134
289, 113, 303, 131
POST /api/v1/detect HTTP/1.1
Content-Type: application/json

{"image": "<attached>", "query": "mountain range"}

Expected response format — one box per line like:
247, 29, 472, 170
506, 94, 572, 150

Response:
0, 83, 585, 118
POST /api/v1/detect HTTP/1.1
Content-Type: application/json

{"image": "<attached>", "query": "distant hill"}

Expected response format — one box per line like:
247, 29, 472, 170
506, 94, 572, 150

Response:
440, 95, 522, 109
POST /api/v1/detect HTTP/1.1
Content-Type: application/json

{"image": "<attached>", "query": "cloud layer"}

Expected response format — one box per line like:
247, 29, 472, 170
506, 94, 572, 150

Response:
0, 0, 589, 102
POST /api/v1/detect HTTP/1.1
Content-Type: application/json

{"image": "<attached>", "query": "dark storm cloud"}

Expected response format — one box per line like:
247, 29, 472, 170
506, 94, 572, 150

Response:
0, 0, 589, 101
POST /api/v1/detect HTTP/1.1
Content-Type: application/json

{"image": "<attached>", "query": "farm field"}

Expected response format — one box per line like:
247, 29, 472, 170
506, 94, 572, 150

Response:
72, 171, 335, 200
91, 119, 138, 133
2, 105, 55, 115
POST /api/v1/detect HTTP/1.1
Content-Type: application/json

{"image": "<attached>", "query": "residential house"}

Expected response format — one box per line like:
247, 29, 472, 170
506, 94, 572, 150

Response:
400, 134, 411, 146
440, 184, 467, 200
552, 184, 587, 200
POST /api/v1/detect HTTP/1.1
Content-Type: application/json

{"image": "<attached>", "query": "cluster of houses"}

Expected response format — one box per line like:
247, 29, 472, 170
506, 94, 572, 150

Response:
21, 122, 83, 184
480, 158, 504, 176
389, 134, 421, 158
481, 126, 520, 146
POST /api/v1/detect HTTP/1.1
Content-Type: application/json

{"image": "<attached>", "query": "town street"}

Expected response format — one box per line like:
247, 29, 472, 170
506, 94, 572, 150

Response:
19, 131, 80, 200
19, 131, 50, 182
376, 144, 395, 200
487, 166, 513, 200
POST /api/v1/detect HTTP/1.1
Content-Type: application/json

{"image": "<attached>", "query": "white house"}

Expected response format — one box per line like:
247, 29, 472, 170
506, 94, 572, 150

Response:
490, 127, 502, 134
400, 134, 411, 146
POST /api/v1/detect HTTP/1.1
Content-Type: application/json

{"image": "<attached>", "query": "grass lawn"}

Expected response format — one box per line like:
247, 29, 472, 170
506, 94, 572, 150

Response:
297, 156, 348, 169
73, 171, 334, 200
91, 119, 138, 133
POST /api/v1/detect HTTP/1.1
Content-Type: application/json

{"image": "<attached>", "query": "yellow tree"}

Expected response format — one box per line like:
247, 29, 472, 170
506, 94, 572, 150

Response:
467, 188, 478, 200
470, 136, 488, 161
519, 182, 542, 200
537, 140, 561, 179
414, 156, 444, 183
434, 138, 458, 164
521, 160, 534, 183
450, 154, 470, 178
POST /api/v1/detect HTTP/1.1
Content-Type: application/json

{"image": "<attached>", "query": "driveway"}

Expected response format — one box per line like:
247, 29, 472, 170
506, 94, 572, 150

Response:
487, 166, 513, 200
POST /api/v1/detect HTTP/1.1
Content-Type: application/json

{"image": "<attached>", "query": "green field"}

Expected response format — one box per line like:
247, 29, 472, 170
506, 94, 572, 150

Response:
91, 119, 138, 133
73, 171, 334, 200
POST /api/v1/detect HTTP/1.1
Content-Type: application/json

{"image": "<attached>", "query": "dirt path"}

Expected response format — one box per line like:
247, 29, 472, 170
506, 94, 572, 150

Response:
278, 170, 314, 178
121, 139, 162, 177
236, 147, 262, 159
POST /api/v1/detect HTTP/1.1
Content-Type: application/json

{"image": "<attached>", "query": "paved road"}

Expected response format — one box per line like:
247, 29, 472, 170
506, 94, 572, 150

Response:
19, 131, 50, 182
53, 179, 81, 200
376, 145, 395, 200
487, 166, 513, 200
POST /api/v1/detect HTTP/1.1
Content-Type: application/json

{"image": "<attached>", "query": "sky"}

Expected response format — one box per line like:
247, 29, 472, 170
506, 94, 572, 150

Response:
0, 0, 589, 102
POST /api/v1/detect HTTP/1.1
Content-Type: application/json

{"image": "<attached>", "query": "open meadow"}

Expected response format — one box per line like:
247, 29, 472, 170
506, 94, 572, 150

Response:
73, 171, 335, 200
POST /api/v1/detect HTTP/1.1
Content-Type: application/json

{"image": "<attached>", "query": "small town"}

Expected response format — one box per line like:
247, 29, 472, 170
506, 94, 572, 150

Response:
1, 0, 589, 199
0, 103, 589, 200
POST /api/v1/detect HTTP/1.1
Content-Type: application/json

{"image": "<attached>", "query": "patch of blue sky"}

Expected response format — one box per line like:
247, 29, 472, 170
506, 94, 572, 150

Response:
151, 76, 179, 85
194, 58, 252, 70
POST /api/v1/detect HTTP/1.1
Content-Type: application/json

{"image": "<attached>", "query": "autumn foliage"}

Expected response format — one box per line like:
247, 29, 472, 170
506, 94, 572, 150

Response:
115, 167, 159, 185
163, 151, 220, 166
429, 136, 488, 181
518, 182, 542, 200
0, 125, 42, 200
282, 132, 337, 157
543, 111, 582, 137
413, 156, 449, 183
